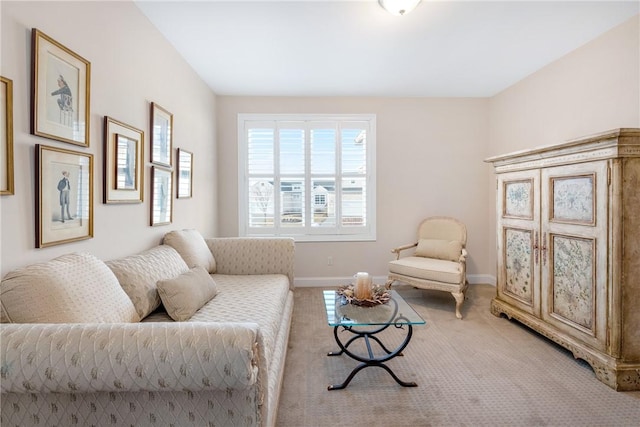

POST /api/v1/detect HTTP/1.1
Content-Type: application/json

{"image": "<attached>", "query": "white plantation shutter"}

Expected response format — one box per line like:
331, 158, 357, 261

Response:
239, 114, 376, 242
247, 125, 275, 227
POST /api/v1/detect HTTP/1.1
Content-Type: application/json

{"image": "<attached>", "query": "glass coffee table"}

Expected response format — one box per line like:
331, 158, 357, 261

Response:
323, 289, 426, 390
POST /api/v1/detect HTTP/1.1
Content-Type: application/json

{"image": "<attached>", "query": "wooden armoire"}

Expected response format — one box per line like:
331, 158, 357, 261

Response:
485, 128, 640, 391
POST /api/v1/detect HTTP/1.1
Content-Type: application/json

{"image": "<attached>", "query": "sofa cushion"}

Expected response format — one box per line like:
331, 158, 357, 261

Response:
106, 246, 189, 319
0, 252, 140, 323
164, 229, 216, 273
189, 274, 291, 376
415, 238, 462, 262
157, 267, 218, 321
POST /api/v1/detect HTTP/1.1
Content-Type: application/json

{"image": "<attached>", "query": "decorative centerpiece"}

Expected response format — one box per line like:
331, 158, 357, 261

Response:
337, 272, 391, 307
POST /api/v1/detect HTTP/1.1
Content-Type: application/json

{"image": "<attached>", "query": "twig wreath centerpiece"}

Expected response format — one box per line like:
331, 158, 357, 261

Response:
337, 272, 391, 307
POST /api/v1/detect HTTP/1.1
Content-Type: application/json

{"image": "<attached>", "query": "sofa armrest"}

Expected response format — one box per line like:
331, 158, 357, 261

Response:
206, 237, 295, 287
1, 322, 259, 395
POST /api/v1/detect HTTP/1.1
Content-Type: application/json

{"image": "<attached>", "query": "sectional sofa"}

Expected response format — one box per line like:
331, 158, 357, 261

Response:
0, 230, 295, 427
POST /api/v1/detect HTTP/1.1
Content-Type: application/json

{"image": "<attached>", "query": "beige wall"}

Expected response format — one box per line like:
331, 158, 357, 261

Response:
0, 1, 218, 276
486, 14, 640, 276
489, 14, 640, 155
217, 97, 493, 283
1, 2, 637, 285
218, 14, 639, 285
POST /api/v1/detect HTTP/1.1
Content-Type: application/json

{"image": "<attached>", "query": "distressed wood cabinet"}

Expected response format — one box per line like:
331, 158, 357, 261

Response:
486, 128, 640, 391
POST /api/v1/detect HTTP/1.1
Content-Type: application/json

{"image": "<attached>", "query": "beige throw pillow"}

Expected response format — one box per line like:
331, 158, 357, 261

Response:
157, 266, 218, 321
163, 229, 216, 273
0, 253, 140, 323
415, 239, 463, 262
106, 246, 189, 319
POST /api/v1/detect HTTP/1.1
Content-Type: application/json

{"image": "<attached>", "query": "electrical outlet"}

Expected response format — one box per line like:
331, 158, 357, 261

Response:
327, 256, 333, 266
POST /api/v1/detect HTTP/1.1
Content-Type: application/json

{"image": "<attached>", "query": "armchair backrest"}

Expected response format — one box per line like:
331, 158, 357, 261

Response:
418, 216, 467, 247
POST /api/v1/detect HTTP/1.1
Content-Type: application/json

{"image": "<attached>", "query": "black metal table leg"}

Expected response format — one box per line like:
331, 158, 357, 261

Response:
327, 321, 416, 390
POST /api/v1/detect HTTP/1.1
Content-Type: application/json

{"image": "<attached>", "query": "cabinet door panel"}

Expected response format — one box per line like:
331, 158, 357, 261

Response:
503, 227, 535, 304
541, 161, 608, 350
550, 235, 595, 330
497, 170, 540, 315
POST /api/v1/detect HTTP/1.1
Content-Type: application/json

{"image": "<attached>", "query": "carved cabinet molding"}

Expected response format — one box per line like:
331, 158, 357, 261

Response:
486, 128, 640, 391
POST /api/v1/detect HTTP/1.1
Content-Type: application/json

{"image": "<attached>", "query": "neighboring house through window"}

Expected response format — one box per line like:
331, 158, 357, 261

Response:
238, 114, 376, 242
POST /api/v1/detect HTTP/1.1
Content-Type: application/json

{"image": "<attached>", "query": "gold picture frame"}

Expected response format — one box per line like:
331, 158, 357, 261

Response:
103, 116, 144, 203
1, 76, 14, 195
150, 102, 172, 166
151, 165, 173, 226
31, 28, 91, 147
176, 148, 193, 198
36, 144, 93, 247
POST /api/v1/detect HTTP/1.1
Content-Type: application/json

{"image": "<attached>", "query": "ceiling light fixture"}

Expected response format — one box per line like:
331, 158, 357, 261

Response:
378, 0, 422, 16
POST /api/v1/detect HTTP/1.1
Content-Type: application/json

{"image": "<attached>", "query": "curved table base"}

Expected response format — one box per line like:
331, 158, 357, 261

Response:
327, 323, 417, 390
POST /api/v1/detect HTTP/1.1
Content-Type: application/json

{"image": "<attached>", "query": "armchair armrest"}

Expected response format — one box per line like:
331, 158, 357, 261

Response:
1, 322, 259, 395
460, 248, 468, 262
391, 242, 418, 260
206, 237, 295, 287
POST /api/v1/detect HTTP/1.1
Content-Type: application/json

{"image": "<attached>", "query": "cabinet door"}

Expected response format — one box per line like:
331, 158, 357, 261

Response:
496, 170, 541, 316
540, 161, 608, 351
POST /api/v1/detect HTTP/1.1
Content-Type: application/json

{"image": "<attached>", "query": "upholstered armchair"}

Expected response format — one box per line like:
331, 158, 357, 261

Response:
388, 216, 468, 319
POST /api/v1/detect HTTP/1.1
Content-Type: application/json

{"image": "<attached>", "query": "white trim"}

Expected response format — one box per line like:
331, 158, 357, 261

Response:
293, 273, 496, 288
468, 274, 496, 286
237, 113, 376, 242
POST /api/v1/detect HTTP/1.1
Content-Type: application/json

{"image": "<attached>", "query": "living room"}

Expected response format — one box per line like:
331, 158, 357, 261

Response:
0, 0, 637, 282
1, 1, 639, 425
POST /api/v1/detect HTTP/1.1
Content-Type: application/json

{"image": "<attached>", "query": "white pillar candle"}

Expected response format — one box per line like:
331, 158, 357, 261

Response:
355, 272, 371, 300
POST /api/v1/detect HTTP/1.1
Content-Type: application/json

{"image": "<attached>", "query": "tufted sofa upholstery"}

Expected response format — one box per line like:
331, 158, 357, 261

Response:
0, 235, 295, 427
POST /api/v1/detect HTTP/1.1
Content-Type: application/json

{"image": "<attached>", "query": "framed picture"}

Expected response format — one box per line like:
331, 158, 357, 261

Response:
150, 102, 172, 166
36, 144, 93, 247
1, 76, 14, 195
176, 148, 192, 198
103, 116, 144, 203
151, 165, 172, 226
31, 29, 90, 147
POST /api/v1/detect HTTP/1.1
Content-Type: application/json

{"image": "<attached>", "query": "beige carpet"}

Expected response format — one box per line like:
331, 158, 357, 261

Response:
276, 284, 640, 427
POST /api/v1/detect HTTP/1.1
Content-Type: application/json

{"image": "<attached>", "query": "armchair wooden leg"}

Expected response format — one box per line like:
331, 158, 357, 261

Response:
452, 291, 464, 320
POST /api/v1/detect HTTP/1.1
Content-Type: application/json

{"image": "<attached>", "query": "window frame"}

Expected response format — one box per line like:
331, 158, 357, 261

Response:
238, 113, 376, 242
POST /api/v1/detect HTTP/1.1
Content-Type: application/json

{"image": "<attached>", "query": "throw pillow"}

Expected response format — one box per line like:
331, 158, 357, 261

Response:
106, 246, 189, 319
163, 229, 216, 273
415, 239, 463, 262
0, 252, 140, 323
157, 266, 218, 321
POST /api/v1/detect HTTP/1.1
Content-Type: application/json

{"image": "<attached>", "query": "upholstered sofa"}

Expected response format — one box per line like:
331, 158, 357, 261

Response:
0, 231, 295, 427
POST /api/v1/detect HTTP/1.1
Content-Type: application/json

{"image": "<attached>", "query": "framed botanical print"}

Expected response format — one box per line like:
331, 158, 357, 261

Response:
150, 102, 172, 166
151, 165, 172, 226
1, 76, 14, 195
176, 148, 192, 198
103, 116, 144, 203
31, 29, 90, 147
36, 144, 93, 247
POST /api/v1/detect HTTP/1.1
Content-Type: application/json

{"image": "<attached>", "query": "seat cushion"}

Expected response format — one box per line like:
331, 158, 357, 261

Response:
389, 256, 462, 284
164, 229, 217, 273
1, 252, 140, 323
189, 274, 291, 368
106, 246, 189, 319
157, 266, 218, 321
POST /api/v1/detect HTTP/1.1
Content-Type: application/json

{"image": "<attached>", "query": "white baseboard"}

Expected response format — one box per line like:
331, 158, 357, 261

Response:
293, 273, 496, 288
468, 274, 496, 286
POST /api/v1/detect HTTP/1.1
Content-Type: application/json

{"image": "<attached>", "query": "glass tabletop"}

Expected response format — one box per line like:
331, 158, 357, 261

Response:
323, 290, 426, 327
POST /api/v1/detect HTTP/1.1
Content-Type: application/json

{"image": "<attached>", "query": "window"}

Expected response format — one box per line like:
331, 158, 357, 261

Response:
238, 114, 376, 242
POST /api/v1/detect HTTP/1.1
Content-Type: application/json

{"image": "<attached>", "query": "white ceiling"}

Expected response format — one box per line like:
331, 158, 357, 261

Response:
135, 0, 639, 97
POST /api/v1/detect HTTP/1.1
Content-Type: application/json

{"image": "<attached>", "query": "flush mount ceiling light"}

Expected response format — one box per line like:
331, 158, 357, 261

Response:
378, 0, 422, 16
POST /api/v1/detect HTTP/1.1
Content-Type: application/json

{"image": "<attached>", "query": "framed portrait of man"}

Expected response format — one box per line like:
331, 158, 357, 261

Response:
31, 29, 91, 147
36, 144, 93, 247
